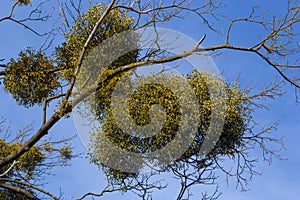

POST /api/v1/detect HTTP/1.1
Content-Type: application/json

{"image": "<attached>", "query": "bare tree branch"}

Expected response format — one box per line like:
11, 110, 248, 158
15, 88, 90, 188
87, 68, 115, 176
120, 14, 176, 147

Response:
0, 1, 51, 36
0, 0, 20, 23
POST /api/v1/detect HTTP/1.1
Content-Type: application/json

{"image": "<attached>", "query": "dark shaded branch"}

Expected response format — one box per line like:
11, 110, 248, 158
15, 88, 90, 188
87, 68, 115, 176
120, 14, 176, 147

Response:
77, 186, 124, 200
0, 182, 38, 200
0, 178, 59, 200
115, 0, 220, 31
42, 93, 66, 125
0, 1, 50, 36
8, 18, 47, 36
42, 100, 47, 125
78, 173, 166, 200
0, 0, 19, 23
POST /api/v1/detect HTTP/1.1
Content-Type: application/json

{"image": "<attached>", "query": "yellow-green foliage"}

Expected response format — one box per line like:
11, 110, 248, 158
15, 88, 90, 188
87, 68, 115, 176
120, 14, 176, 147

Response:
0, 138, 45, 178
59, 145, 72, 160
55, 3, 135, 80
185, 71, 248, 156
89, 70, 250, 179
4, 49, 60, 107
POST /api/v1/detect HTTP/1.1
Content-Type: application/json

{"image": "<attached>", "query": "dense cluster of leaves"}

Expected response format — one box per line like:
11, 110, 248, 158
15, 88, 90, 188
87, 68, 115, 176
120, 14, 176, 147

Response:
55, 3, 136, 81
3, 49, 60, 107
88, 70, 251, 180
3, 3, 136, 108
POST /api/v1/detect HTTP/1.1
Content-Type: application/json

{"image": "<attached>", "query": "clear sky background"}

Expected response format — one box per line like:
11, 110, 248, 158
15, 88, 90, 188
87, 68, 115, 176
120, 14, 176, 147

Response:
0, 0, 299, 199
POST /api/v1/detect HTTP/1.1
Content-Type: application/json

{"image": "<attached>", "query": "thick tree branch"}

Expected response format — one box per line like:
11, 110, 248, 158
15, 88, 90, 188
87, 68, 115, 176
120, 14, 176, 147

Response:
0, 112, 62, 168
1, 31, 298, 170
0, 182, 38, 199
71, 39, 299, 111
0, 178, 59, 200
0, 0, 116, 168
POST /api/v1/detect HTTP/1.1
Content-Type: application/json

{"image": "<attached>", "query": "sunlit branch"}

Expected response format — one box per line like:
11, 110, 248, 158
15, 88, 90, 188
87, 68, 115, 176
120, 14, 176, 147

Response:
63, 0, 116, 102
0, 160, 18, 177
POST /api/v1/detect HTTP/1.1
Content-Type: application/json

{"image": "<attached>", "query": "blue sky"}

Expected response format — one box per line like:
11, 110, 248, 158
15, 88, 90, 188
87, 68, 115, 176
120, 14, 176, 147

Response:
0, 0, 300, 199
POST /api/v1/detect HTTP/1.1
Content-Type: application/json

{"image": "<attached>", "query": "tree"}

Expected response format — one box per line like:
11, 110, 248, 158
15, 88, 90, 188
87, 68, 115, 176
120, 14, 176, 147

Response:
0, 0, 299, 199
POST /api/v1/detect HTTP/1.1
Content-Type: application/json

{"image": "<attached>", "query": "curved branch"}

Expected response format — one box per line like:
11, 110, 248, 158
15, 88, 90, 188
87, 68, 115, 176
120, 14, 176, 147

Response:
0, 0, 50, 36
0, 178, 59, 200
0, 160, 18, 177
0, 0, 19, 23
8, 18, 47, 36
77, 185, 121, 200
0, 182, 38, 200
